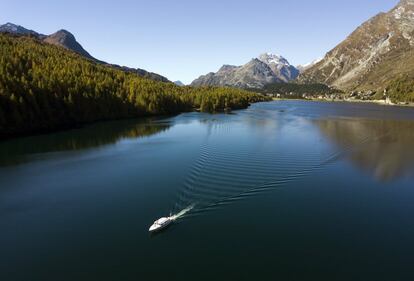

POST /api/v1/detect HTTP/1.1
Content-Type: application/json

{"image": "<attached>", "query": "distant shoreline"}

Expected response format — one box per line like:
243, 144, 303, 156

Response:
272, 97, 414, 108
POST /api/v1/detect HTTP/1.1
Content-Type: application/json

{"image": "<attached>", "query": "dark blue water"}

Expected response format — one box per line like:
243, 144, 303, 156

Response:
1, 101, 414, 281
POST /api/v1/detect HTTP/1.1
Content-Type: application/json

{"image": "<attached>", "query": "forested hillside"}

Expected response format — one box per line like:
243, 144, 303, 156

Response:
0, 34, 268, 138
386, 75, 414, 102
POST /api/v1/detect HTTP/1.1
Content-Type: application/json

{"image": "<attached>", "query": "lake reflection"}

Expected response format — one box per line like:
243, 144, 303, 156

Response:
0, 118, 170, 166
1, 101, 414, 281
315, 118, 414, 182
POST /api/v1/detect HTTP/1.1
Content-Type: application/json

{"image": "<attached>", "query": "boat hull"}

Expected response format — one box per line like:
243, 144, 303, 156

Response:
149, 219, 172, 233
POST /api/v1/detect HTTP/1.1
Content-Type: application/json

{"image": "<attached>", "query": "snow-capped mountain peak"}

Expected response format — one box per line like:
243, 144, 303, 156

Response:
191, 52, 300, 88
257, 52, 299, 82
258, 52, 290, 67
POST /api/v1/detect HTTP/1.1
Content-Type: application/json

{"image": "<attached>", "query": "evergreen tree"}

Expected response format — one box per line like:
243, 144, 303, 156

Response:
0, 33, 270, 138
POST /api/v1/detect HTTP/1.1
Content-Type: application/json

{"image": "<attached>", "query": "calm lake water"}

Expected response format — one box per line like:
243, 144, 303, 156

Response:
1, 101, 414, 281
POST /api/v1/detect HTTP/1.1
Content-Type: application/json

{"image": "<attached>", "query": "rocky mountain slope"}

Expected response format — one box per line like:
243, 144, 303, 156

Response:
257, 53, 300, 82
43, 29, 95, 60
297, 58, 323, 72
0, 23, 169, 82
174, 81, 185, 86
191, 53, 299, 88
0, 22, 44, 38
299, 0, 414, 94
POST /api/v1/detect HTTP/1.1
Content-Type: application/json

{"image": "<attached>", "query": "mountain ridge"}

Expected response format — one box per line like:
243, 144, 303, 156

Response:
174, 81, 185, 86
43, 29, 95, 60
0, 22, 169, 82
191, 53, 299, 89
0, 33, 269, 138
298, 0, 414, 99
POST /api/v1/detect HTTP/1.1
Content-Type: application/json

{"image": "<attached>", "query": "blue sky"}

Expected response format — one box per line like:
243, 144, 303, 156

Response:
2, 0, 398, 84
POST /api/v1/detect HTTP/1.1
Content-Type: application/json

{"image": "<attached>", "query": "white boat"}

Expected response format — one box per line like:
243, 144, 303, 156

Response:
149, 217, 173, 233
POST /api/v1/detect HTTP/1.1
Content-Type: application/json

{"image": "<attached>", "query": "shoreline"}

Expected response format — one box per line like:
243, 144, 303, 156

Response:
2, 98, 413, 141
0, 102, 261, 142
272, 97, 414, 108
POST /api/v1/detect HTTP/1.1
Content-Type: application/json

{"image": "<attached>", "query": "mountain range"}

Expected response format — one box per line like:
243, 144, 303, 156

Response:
299, 0, 414, 94
191, 53, 299, 89
193, 0, 414, 100
0, 23, 169, 82
3, 0, 414, 101
0, 32, 268, 138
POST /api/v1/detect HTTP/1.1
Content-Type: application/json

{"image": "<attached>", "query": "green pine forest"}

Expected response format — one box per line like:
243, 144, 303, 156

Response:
0, 34, 269, 138
386, 75, 414, 103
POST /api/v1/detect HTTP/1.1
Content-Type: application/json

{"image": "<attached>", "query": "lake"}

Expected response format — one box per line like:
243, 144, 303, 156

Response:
1, 100, 414, 281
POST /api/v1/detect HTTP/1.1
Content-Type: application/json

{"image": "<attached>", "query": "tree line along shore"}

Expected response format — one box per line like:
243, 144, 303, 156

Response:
0, 34, 269, 139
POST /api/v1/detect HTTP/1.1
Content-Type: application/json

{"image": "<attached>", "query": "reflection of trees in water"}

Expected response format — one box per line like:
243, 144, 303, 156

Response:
315, 118, 414, 182
0, 118, 171, 166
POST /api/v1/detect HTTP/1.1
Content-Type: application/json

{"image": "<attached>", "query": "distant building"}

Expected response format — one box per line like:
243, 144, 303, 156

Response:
385, 97, 392, 105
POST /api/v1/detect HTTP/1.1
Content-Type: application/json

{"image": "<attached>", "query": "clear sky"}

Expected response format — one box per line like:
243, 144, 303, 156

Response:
2, 0, 398, 84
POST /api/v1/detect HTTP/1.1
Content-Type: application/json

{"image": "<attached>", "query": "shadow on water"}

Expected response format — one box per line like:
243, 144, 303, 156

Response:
314, 118, 414, 182
0, 118, 171, 167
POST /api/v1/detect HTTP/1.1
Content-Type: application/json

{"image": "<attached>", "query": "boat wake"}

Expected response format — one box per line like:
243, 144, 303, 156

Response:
170, 204, 195, 221
168, 112, 395, 225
